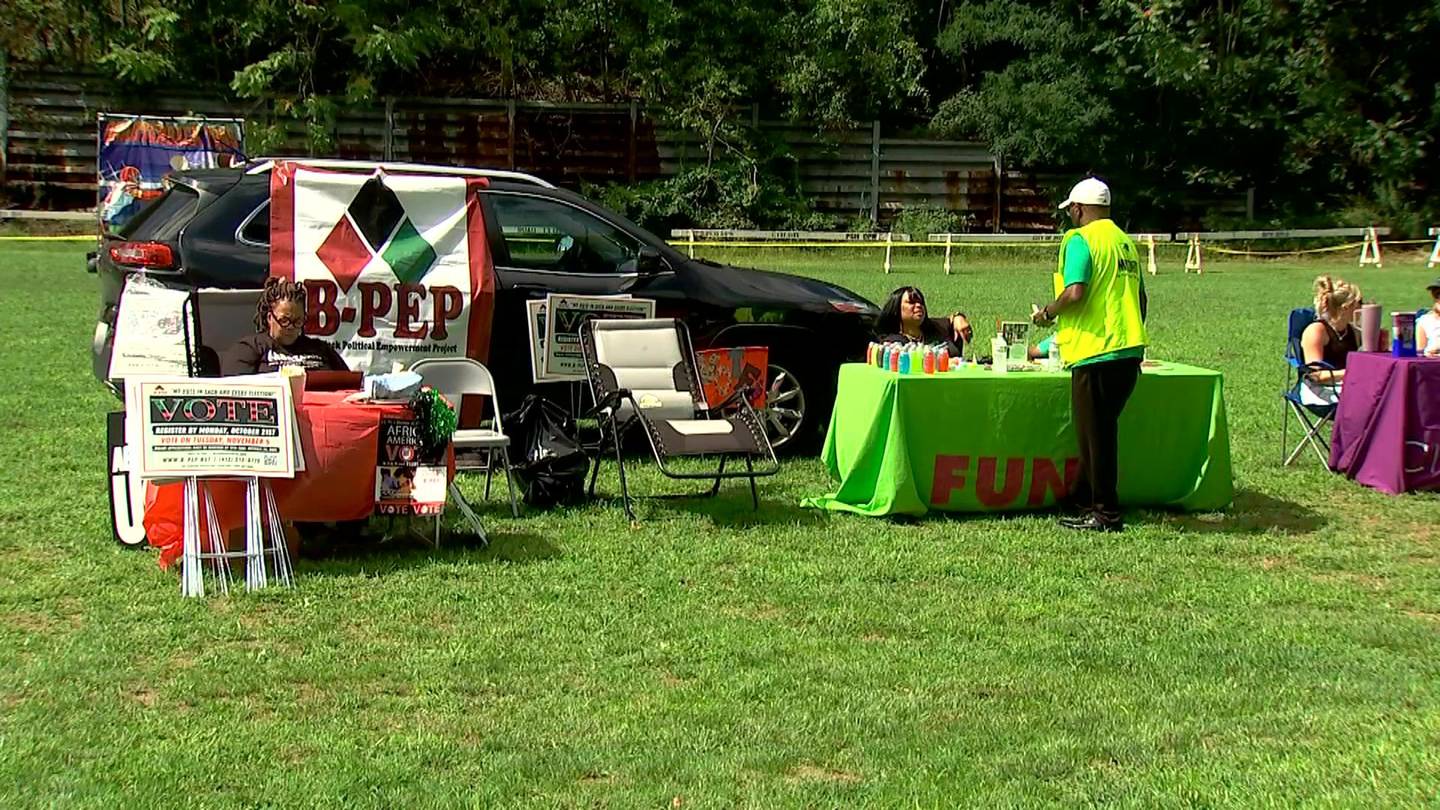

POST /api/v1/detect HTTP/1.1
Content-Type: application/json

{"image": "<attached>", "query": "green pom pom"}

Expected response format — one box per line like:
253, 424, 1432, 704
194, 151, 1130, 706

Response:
408, 386, 457, 461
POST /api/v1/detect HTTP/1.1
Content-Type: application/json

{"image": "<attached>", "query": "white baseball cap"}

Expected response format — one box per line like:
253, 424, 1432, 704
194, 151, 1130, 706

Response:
1058, 177, 1111, 209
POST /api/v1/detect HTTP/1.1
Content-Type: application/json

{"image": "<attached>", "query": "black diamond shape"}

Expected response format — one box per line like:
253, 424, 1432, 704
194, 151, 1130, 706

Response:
347, 176, 405, 252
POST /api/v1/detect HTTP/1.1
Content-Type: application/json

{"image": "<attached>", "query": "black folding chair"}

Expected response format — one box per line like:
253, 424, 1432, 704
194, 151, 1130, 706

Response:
579, 318, 780, 520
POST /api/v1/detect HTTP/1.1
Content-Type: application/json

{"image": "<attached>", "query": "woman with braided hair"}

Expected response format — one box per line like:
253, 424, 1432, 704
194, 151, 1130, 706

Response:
221, 277, 349, 375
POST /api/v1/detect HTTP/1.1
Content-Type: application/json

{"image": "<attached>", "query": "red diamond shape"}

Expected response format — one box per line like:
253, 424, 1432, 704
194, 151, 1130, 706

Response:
316, 216, 372, 293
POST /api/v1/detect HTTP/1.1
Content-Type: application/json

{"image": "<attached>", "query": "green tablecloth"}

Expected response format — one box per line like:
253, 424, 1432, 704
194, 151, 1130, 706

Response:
801, 361, 1233, 516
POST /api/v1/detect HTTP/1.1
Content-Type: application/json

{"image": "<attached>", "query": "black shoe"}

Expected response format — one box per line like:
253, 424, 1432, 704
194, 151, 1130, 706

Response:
1056, 500, 1089, 518
1059, 513, 1123, 533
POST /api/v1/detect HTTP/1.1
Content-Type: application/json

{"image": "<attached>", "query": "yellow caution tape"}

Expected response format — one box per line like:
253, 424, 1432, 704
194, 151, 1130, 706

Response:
685, 241, 1060, 249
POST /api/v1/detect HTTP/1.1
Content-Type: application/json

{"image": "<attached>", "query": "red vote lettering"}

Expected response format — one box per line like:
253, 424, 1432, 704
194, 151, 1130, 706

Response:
155, 398, 182, 422
357, 282, 393, 338
186, 398, 217, 421
385, 446, 418, 463
305, 280, 341, 336
394, 284, 428, 339
930, 455, 970, 506
976, 457, 1025, 508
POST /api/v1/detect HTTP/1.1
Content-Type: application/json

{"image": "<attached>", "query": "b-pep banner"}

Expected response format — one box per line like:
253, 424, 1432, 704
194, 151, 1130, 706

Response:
269, 163, 495, 374
99, 114, 244, 234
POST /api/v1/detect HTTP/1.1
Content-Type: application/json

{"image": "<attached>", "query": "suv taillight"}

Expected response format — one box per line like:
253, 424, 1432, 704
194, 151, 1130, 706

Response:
109, 241, 175, 270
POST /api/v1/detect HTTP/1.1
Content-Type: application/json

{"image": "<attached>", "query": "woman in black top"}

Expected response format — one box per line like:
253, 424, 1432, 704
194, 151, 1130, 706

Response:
1300, 274, 1361, 403
875, 286, 961, 357
222, 278, 349, 375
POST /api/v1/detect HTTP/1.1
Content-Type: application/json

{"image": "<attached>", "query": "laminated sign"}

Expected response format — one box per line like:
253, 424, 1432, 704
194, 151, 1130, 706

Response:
269, 163, 496, 372
128, 378, 297, 479
374, 417, 446, 516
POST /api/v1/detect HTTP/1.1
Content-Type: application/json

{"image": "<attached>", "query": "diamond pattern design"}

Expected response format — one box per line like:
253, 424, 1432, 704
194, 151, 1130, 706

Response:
383, 218, 439, 284
348, 176, 405, 250
316, 216, 371, 292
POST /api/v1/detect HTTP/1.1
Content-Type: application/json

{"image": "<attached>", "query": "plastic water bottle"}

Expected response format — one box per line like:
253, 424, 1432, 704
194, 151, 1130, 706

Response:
1047, 340, 1061, 372
899, 349, 911, 374
923, 346, 935, 374
936, 346, 949, 373
889, 344, 900, 372
912, 346, 923, 373
992, 336, 1008, 374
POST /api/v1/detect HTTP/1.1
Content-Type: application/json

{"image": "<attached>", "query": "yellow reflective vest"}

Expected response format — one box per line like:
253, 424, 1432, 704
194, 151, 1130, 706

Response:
1052, 219, 1148, 366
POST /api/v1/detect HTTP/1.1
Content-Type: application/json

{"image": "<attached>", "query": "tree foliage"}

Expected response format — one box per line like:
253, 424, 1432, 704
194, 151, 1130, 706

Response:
8, 0, 1439, 228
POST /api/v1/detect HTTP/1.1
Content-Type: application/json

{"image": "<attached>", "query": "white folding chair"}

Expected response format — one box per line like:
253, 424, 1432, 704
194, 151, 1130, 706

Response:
410, 359, 521, 523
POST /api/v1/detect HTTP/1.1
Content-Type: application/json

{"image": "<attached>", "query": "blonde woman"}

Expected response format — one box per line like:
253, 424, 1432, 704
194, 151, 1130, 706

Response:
1300, 274, 1361, 405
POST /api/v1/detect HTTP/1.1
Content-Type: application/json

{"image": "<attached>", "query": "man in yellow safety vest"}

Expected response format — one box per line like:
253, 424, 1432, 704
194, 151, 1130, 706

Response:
1032, 177, 1148, 532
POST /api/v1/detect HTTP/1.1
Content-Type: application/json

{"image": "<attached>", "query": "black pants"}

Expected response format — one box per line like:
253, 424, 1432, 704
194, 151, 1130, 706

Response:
1070, 357, 1141, 524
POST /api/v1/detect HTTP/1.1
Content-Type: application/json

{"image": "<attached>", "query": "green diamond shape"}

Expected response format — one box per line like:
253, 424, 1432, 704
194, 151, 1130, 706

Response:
382, 218, 438, 284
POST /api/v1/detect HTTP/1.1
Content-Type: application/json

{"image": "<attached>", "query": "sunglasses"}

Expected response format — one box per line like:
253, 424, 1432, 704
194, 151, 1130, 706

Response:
270, 313, 305, 328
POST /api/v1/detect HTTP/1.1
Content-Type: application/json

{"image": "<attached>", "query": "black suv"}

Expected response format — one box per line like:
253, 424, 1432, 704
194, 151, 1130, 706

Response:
91, 161, 879, 449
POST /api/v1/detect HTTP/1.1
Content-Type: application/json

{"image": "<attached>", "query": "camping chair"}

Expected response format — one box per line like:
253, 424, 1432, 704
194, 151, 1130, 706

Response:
410, 358, 521, 526
1281, 307, 1340, 466
579, 318, 780, 520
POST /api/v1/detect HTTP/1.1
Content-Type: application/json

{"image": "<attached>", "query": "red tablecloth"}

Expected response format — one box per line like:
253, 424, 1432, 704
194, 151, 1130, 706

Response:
145, 391, 451, 568
1328, 353, 1440, 494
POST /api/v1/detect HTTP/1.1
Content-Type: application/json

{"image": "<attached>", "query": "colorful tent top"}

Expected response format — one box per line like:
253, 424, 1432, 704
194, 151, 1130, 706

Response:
98, 114, 246, 234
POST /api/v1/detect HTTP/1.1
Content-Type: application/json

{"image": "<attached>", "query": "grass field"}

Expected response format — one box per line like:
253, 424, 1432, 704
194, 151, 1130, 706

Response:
3, 241, 1439, 807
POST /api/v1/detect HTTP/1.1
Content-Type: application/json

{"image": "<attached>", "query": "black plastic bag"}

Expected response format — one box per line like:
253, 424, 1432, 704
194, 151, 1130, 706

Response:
504, 394, 590, 508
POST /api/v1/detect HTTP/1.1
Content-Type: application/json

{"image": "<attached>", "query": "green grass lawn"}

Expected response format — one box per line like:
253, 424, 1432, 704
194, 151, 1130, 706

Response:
3, 241, 1440, 807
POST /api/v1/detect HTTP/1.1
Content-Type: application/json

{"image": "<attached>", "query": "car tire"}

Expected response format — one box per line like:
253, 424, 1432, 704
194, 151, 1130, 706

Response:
107, 412, 149, 548
759, 346, 834, 455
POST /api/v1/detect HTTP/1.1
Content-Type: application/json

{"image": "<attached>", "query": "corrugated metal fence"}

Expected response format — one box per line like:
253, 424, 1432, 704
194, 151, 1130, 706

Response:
2, 68, 1060, 229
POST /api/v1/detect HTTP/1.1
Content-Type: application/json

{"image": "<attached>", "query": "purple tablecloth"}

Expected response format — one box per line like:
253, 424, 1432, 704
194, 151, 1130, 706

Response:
1328, 352, 1440, 494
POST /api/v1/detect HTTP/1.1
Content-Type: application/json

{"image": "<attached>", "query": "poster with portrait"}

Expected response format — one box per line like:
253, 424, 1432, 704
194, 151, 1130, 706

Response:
98, 114, 245, 234
374, 417, 446, 515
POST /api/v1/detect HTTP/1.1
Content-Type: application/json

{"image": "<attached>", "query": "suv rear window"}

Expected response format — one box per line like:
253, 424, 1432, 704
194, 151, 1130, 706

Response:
120, 185, 200, 241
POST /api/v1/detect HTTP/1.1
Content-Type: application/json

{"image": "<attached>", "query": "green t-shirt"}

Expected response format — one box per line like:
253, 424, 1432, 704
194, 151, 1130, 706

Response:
1059, 233, 1145, 367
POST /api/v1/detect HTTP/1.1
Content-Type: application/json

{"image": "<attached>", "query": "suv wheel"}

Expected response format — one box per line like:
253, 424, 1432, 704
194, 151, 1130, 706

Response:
762, 360, 808, 450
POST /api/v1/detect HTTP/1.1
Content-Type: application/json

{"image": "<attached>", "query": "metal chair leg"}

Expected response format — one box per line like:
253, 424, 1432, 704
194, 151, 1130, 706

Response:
484, 448, 495, 500
612, 418, 636, 522
502, 446, 519, 518
1306, 419, 1333, 466
588, 434, 604, 497
709, 456, 728, 496
1281, 400, 1290, 465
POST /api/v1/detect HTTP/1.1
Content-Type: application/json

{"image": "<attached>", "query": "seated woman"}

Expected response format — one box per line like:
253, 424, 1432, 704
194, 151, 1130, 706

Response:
875, 286, 960, 357
1299, 274, 1361, 405
1418, 278, 1440, 356
222, 278, 349, 375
